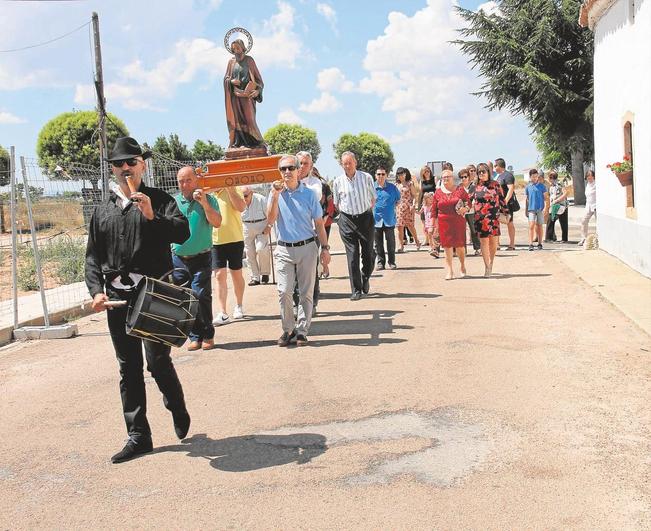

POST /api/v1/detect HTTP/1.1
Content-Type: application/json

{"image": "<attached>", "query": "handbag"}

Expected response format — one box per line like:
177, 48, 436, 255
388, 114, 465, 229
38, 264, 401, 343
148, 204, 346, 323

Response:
508, 193, 521, 212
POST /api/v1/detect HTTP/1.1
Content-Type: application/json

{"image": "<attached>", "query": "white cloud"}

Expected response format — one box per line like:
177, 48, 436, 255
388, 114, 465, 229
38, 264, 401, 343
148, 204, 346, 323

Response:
298, 92, 341, 113
316, 3, 338, 33
317, 67, 355, 93
277, 108, 304, 124
0, 111, 27, 124
359, 0, 507, 143
477, 1, 501, 15
75, 38, 230, 111
253, 1, 304, 69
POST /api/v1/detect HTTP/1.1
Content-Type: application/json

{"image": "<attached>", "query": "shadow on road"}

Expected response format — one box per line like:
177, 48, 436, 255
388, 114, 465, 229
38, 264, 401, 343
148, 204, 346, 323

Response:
320, 292, 441, 300
221, 309, 411, 348
462, 273, 552, 280
155, 432, 327, 472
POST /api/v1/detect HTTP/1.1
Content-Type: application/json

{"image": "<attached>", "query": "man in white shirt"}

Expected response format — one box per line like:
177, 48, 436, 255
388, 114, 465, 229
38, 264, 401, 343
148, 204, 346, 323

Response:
296, 151, 324, 313
241, 185, 271, 285
331, 151, 376, 300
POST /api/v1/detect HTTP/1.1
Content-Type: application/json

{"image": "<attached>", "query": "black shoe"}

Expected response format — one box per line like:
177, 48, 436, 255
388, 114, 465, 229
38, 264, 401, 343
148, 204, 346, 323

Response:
261, 275, 269, 284
350, 291, 362, 301
111, 437, 153, 464
278, 330, 296, 347
248, 279, 260, 286
529, 245, 534, 251
362, 277, 370, 294
376, 263, 385, 270
172, 409, 191, 440
537, 243, 543, 250
296, 334, 308, 346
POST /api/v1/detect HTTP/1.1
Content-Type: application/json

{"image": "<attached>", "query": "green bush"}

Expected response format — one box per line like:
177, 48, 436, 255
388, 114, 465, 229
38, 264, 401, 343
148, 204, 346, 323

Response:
16, 236, 86, 291
17, 247, 38, 291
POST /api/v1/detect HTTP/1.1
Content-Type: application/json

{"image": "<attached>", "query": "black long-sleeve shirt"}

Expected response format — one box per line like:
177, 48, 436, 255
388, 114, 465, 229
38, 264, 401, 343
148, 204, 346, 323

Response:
85, 183, 190, 297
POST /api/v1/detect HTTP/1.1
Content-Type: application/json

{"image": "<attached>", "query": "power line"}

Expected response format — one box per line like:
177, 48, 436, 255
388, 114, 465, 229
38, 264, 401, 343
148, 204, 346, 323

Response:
0, 20, 90, 53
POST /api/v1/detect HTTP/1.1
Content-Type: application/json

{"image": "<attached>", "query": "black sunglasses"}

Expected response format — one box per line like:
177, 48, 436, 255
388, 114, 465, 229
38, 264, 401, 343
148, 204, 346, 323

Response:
460, 175, 469, 178
279, 165, 296, 172
111, 158, 140, 167
376, 172, 386, 176
478, 170, 488, 174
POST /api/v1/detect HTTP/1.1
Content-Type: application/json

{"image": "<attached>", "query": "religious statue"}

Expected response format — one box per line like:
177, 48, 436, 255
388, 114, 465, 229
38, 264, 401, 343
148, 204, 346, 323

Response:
223, 29, 265, 150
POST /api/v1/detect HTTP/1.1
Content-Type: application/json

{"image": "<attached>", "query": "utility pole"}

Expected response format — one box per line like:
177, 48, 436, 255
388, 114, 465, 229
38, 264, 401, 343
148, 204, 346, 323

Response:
92, 12, 109, 198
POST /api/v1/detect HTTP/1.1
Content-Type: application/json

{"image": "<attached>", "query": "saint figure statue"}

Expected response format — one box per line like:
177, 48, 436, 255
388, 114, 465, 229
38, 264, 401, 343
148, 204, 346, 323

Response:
224, 38, 265, 149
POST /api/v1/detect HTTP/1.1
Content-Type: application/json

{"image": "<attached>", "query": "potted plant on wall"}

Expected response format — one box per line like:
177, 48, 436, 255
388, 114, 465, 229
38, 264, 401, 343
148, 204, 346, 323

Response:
607, 156, 633, 187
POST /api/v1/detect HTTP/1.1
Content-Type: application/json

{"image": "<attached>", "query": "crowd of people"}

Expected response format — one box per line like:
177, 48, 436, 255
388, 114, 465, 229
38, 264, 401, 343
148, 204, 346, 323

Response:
85, 136, 596, 464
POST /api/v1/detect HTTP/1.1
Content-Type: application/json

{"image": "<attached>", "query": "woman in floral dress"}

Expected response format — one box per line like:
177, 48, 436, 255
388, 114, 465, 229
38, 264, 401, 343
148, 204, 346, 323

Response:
473, 162, 509, 277
395, 167, 421, 252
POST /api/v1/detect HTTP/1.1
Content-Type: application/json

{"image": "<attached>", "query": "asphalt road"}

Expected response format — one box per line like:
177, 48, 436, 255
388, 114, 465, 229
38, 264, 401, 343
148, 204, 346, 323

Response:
1, 221, 649, 529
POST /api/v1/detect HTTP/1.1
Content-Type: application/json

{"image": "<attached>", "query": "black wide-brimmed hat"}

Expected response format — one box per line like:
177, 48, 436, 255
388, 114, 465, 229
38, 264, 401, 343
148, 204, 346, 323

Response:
107, 136, 152, 161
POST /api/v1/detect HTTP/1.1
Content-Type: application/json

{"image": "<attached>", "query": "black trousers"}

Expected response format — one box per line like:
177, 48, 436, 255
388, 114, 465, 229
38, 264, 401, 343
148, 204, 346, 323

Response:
106, 286, 186, 440
339, 211, 375, 293
465, 214, 481, 251
546, 209, 569, 242
374, 225, 396, 267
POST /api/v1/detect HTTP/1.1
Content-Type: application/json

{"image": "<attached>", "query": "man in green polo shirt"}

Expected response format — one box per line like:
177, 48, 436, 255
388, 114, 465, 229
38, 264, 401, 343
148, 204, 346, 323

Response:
172, 166, 222, 350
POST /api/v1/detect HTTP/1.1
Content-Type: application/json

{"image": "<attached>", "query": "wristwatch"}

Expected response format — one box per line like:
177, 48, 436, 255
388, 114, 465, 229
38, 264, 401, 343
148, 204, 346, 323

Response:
321, 244, 330, 251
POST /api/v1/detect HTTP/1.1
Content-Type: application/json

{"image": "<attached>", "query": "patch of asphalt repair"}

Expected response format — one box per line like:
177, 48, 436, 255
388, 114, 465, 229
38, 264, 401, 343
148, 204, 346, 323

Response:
260, 408, 512, 487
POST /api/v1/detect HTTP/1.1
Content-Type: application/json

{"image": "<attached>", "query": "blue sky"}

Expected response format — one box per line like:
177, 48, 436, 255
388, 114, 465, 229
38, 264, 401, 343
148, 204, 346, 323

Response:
0, 0, 538, 177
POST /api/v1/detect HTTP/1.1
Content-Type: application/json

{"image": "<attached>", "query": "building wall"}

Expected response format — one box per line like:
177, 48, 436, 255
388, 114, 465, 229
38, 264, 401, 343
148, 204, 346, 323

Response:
593, 0, 651, 277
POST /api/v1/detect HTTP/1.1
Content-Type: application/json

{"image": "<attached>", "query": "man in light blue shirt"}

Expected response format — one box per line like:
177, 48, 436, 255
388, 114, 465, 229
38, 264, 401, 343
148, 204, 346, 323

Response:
373, 165, 400, 270
267, 155, 330, 347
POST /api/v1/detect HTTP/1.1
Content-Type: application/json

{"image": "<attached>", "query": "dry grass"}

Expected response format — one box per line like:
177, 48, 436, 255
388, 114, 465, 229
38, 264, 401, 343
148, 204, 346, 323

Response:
1, 198, 85, 233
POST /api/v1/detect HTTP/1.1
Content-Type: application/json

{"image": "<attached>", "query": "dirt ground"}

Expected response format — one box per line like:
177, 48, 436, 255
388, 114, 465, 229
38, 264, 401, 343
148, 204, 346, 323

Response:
0, 222, 649, 530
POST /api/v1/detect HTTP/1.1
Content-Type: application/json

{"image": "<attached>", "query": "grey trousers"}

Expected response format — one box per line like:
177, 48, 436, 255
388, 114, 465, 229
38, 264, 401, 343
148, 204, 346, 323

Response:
275, 241, 318, 335
243, 220, 271, 280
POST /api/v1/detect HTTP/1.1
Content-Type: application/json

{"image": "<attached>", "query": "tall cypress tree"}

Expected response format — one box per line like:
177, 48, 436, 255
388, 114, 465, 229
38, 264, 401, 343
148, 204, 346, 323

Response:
454, 0, 593, 203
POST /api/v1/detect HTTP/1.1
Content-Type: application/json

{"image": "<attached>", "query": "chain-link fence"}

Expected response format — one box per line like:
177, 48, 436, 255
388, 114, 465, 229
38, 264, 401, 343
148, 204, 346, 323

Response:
0, 155, 104, 332
0, 150, 272, 342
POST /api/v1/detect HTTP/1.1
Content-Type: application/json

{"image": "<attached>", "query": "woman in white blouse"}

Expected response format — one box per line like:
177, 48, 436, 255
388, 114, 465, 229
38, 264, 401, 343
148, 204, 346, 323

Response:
579, 170, 596, 246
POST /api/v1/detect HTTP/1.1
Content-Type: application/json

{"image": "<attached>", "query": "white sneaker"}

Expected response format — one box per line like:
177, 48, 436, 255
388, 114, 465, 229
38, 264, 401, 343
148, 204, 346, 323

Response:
232, 305, 244, 319
212, 312, 230, 326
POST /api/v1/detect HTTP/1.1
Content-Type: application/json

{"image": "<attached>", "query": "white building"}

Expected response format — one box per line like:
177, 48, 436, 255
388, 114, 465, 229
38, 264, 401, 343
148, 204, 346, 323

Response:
580, 0, 651, 277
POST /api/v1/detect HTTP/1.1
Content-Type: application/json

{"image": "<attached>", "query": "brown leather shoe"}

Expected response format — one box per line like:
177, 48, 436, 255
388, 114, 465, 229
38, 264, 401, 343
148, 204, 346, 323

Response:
201, 339, 216, 350
187, 341, 201, 351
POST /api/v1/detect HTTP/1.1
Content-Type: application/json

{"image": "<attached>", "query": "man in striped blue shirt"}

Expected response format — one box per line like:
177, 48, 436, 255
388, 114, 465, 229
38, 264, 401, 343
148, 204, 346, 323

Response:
331, 151, 376, 300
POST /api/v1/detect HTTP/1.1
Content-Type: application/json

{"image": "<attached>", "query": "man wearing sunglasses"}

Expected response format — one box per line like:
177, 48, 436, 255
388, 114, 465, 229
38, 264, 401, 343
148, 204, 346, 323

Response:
267, 155, 330, 347
85, 136, 192, 464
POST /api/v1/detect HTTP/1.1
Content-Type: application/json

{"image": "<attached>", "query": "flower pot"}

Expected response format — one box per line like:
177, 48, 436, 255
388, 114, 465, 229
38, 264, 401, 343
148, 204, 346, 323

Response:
614, 170, 633, 187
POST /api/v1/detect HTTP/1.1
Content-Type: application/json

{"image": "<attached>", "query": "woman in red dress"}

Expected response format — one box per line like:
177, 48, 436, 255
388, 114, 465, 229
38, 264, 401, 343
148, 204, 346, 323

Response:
473, 162, 509, 277
432, 170, 470, 280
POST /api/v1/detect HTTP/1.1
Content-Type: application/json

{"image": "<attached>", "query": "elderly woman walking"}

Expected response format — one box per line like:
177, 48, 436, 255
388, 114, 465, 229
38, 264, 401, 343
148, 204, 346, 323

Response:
432, 169, 470, 280
473, 162, 509, 277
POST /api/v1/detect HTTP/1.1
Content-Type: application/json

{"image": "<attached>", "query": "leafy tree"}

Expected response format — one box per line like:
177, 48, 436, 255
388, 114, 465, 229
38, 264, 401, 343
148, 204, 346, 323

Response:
333, 132, 395, 175
151, 134, 193, 161
36, 111, 128, 176
0, 145, 9, 187
454, 0, 593, 204
264, 124, 321, 162
192, 139, 224, 161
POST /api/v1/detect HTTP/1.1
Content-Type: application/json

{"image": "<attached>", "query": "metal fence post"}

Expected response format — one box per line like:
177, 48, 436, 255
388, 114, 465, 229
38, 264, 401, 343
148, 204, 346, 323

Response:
10, 147, 18, 329
19, 156, 50, 327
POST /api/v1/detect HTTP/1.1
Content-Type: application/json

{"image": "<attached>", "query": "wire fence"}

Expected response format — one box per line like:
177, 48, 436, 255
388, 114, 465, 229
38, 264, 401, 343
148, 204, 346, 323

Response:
0, 150, 272, 338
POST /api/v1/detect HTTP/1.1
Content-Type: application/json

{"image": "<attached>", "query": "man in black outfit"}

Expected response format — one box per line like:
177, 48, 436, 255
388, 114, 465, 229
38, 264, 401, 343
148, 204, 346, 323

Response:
331, 151, 377, 300
85, 137, 191, 464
